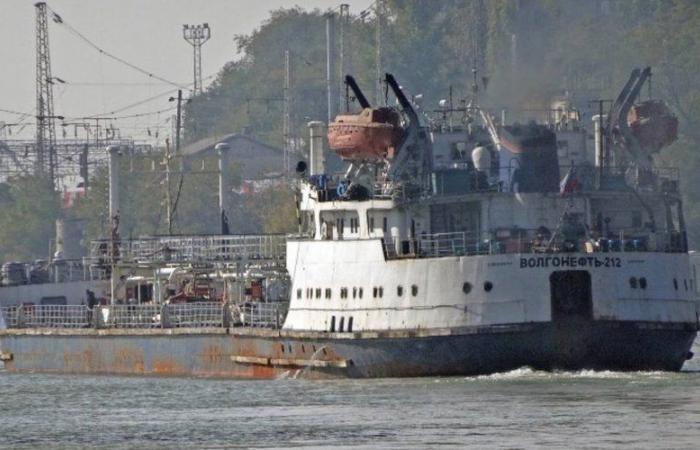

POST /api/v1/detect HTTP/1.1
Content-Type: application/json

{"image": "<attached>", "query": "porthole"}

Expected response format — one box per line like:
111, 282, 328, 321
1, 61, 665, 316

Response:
484, 281, 493, 292
411, 285, 418, 296
462, 282, 472, 294
639, 277, 647, 289
397, 285, 404, 296
629, 277, 638, 289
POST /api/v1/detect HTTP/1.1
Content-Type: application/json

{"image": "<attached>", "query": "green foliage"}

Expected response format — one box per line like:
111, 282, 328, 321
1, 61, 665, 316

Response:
0, 176, 60, 261
3, 1, 700, 263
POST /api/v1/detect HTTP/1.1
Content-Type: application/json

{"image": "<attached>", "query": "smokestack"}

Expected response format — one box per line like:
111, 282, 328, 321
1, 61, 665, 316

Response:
308, 121, 326, 176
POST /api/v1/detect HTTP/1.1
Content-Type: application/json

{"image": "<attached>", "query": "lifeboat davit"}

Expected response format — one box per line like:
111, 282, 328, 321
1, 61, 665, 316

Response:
327, 107, 403, 161
627, 100, 678, 153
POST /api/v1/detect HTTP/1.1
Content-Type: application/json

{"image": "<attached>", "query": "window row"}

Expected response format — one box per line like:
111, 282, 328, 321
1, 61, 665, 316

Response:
296, 284, 420, 300
673, 277, 694, 292
330, 315, 354, 333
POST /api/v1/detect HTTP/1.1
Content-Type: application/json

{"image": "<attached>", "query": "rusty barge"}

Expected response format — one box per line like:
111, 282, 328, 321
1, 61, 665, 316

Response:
1, 70, 699, 378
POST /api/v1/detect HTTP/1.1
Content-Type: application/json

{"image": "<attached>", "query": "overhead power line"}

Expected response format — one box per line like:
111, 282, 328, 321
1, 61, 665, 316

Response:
46, 5, 186, 89
0, 108, 33, 116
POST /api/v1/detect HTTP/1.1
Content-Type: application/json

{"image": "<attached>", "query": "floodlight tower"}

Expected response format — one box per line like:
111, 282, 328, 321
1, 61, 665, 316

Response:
35, 2, 57, 186
182, 23, 211, 94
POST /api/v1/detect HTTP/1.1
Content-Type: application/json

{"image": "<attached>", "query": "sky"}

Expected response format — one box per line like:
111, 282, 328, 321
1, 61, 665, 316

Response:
0, 0, 374, 143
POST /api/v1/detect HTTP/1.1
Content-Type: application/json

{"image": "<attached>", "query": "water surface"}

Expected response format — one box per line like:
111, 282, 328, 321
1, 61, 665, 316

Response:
1, 340, 699, 449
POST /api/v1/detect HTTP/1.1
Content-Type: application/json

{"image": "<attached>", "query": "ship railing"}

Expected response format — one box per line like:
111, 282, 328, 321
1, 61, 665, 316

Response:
0, 305, 90, 328
0, 302, 289, 330
105, 304, 162, 328
164, 302, 225, 328
89, 234, 287, 265
383, 228, 685, 260
238, 301, 288, 328
0, 257, 110, 287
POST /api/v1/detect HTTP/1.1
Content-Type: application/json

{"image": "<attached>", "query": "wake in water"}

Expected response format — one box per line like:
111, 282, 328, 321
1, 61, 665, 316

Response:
461, 367, 674, 382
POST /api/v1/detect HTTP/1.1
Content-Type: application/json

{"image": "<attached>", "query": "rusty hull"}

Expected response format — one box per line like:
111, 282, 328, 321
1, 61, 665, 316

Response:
0, 320, 697, 379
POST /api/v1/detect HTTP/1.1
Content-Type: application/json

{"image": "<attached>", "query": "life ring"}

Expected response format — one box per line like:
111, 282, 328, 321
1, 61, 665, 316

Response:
336, 181, 348, 197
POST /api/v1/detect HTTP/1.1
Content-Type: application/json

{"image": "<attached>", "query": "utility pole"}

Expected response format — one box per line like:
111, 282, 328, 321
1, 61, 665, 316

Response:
283, 50, 291, 174
325, 13, 336, 123
182, 23, 211, 94
35, 2, 57, 188
375, 0, 385, 105
175, 89, 182, 152
164, 140, 173, 234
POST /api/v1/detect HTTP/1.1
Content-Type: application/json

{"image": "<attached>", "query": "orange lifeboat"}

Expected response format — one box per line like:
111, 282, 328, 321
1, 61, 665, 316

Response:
327, 107, 403, 161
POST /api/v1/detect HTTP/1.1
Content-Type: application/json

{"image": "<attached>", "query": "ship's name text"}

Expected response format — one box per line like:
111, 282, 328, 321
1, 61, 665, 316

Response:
519, 256, 622, 269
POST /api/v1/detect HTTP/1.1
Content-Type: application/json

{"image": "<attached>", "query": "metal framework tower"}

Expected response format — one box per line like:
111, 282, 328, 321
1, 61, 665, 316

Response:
35, 1, 57, 186
182, 23, 211, 94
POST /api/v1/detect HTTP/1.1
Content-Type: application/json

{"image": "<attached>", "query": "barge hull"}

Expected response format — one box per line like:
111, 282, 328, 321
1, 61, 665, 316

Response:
0, 320, 695, 378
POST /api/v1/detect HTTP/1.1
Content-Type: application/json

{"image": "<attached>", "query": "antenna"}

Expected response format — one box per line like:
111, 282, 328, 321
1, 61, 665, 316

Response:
283, 49, 291, 174
35, 2, 57, 188
182, 23, 211, 94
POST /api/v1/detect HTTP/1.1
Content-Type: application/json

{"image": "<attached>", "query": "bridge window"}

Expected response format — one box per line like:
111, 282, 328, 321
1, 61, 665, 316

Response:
340, 287, 348, 299
369, 217, 375, 231
315, 288, 322, 299
325, 288, 331, 299
379, 287, 384, 298
639, 277, 647, 289
373, 287, 378, 298
411, 285, 418, 296
296, 288, 302, 299
330, 316, 336, 332
348, 316, 354, 332
339, 316, 345, 332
